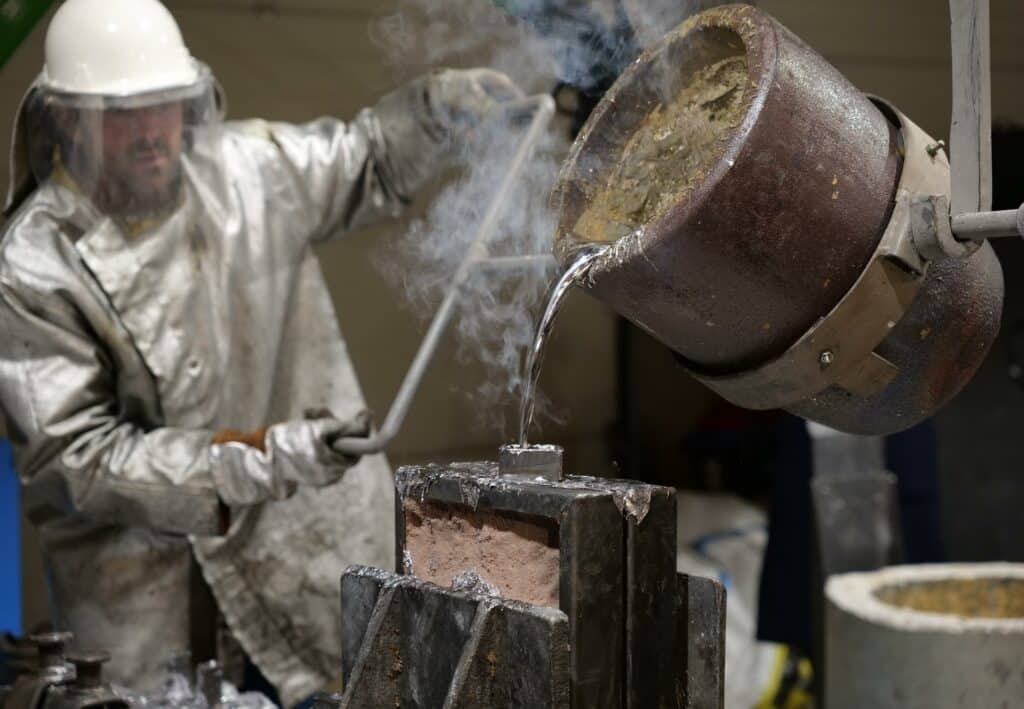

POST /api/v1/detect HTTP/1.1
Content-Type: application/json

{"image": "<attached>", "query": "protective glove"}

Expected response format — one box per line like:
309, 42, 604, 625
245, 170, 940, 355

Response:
366, 68, 525, 201
209, 410, 371, 508
425, 68, 526, 139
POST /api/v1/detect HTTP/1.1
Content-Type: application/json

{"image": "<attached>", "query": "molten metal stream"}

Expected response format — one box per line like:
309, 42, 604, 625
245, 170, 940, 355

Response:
519, 246, 608, 445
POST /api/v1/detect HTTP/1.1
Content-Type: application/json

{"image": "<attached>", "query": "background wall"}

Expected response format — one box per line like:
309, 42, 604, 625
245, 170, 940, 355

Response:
3, 0, 1023, 630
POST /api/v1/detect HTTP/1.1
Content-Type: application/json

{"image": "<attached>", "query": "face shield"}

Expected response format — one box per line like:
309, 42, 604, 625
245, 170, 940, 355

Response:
19, 62, 222, 220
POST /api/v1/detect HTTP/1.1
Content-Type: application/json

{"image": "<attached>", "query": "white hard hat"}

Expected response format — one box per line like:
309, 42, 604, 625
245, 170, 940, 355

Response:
4, 0, 224, 216
41, 0, 199, 98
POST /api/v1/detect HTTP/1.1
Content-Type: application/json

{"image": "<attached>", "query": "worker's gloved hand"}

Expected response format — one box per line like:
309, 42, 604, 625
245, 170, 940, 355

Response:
209, 410, 372, 507
296, 407, 371, 483
426, 68, 525, 138
365, 68, 524, 201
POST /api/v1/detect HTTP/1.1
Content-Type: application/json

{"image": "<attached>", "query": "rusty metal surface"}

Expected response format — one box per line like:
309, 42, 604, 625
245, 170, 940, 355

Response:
393, 463, 691, 707
552, 3, 901, 373
395, 463, 627, 708
676, 574, 726, 709
339, 567, 570, 709
687, 193, 925, 410
783, 104, 1002, 434
788, 98, 1002, 434
678, 102, 999, 432
788, 243, 1003, 434
552, 4, 1005, 434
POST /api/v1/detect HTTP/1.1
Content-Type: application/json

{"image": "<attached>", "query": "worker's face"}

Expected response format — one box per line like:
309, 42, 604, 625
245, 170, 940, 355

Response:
102, 103, 184, 198
61, 102, 185, 215
100, 103, 185, 213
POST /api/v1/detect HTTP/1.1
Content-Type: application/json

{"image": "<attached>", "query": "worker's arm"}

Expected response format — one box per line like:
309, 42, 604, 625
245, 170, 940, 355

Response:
0, 280, 365, 536
256, 68, 524, 241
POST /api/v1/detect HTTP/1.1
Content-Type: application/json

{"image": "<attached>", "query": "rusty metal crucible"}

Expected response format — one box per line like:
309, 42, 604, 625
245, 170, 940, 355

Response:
551, 4, 1003, 434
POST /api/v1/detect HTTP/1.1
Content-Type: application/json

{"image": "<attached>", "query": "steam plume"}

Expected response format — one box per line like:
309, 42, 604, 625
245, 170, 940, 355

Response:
370, 0, 705, 433
371, 0, 569, 434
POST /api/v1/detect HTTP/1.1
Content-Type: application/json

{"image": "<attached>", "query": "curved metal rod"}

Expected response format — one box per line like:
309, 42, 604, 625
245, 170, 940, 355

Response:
333, 94, 557, 455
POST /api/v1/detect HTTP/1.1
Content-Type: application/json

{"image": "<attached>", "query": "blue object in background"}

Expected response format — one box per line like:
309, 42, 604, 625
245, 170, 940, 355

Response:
0, 438, 19, 634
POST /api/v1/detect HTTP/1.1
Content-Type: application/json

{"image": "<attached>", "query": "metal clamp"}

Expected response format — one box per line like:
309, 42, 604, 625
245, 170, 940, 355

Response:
912, 196, 1023, 255
911, 193, 983, 260
678, 101, 964, 409
685, 188, 926, 410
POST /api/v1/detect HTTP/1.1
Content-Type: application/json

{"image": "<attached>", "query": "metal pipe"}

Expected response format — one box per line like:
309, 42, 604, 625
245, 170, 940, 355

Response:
949, 0, 993, 215
333, 94, 556, 455
952, 204, 1024, 241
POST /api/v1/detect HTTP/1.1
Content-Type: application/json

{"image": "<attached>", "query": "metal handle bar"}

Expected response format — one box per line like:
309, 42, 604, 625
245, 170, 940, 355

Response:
953, 203, 1024, 241
333, 94, 557, 455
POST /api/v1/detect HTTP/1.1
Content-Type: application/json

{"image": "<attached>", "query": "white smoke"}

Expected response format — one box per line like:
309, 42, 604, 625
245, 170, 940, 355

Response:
369, 0, 708, 434
370, 0, 559, 93
370, 1, 570, 434
371, 111, 566, 431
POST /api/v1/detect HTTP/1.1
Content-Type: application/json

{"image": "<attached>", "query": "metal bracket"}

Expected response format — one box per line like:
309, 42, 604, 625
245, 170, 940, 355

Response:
678, 100, 974, 409
686, 188, 926, 410
911, 193, 982, 260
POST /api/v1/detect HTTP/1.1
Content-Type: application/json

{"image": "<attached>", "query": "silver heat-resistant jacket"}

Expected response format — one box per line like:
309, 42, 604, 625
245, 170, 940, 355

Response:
0, 82, 448, 705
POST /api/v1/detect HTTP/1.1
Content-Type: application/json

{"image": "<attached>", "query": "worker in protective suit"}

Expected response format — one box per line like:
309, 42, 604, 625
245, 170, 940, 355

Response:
0, 0, 524, 703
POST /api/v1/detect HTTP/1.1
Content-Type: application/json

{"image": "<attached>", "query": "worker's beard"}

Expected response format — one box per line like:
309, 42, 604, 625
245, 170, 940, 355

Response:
101, 166, 184, 220
65, 135, 186, 220
98, 136, 185, 218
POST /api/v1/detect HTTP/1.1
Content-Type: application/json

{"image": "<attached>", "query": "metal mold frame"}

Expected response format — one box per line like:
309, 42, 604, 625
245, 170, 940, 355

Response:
393, 463, 680, 709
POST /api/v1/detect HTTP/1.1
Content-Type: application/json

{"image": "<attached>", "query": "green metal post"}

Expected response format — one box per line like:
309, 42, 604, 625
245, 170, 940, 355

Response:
0, 0, 53, 71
